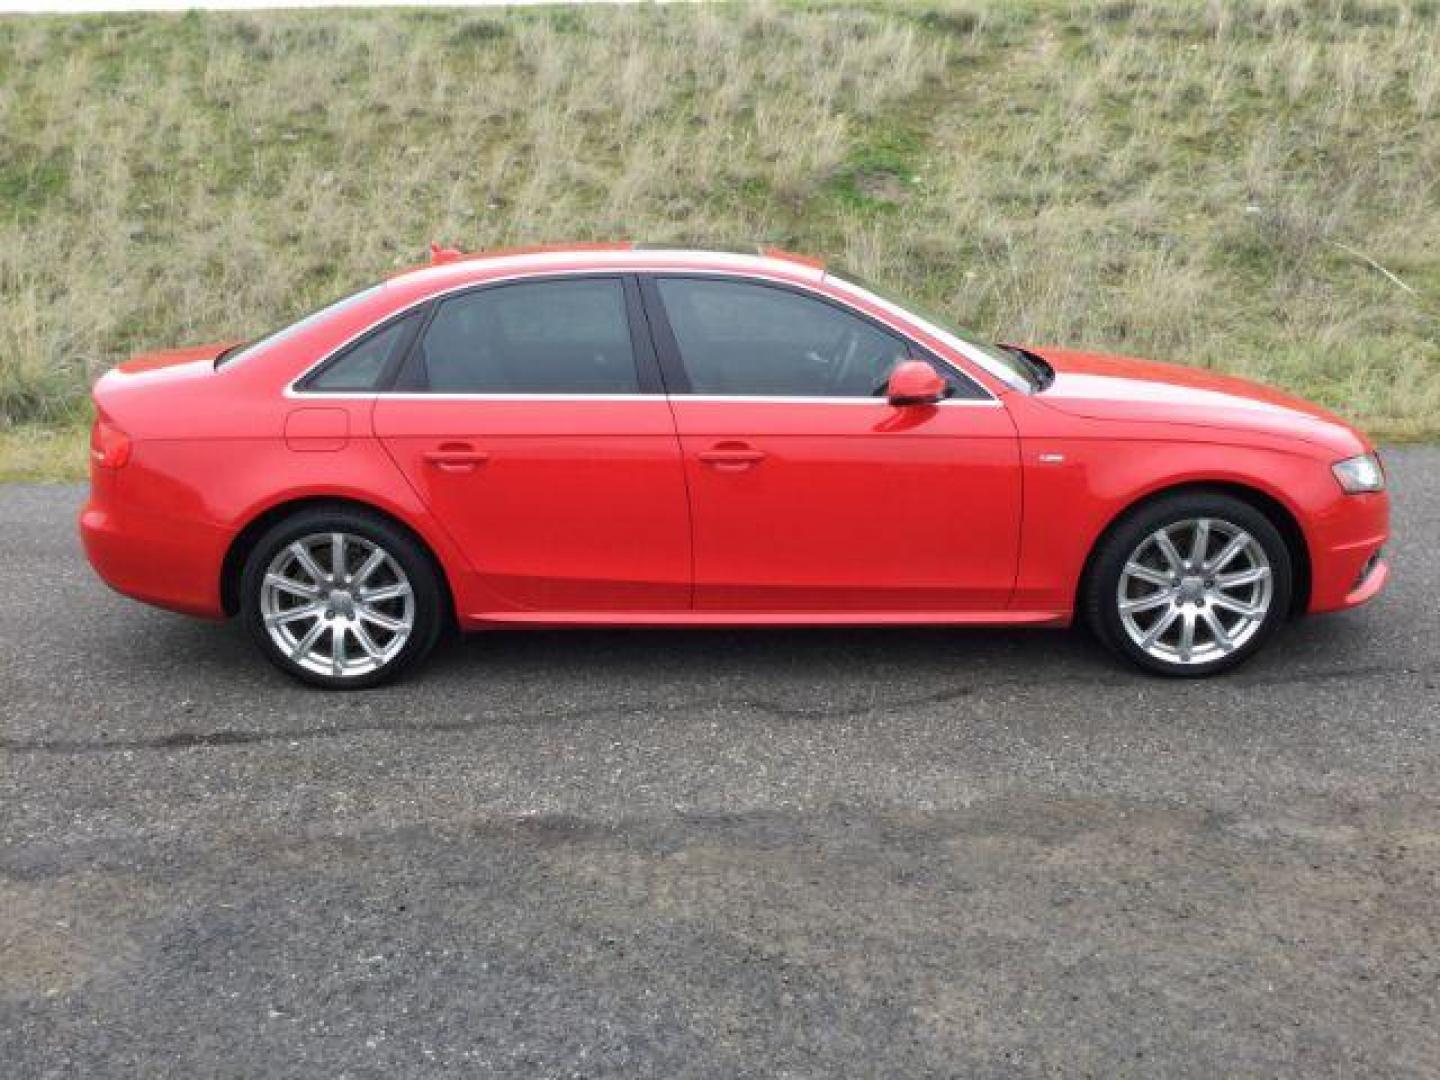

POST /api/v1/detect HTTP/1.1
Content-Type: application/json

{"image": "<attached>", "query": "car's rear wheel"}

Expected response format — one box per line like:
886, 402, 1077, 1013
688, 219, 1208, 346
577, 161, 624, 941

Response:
1085, 491, 1293, 676
240, 507, 443, 689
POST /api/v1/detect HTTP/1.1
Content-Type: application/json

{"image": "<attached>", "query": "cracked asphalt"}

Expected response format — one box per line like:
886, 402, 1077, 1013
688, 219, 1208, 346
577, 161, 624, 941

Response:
2, 450, 1438, 1078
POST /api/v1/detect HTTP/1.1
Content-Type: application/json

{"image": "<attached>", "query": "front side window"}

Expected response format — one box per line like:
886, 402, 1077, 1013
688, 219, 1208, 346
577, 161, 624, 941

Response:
655, 277, 917, 398
415, 277, 640, 394
828, 269, 1033, 392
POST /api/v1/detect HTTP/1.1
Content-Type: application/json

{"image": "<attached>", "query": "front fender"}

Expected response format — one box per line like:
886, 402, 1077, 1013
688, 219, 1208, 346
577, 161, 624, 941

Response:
1010, 436, 1330, 613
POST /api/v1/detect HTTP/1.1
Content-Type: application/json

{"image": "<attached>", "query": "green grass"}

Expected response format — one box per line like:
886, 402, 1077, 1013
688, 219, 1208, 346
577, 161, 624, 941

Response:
1, 0, 1438, 481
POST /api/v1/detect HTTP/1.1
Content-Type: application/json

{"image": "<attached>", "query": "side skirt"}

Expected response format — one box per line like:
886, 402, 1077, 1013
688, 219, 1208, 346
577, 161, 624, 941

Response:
458, 609, 1072, 630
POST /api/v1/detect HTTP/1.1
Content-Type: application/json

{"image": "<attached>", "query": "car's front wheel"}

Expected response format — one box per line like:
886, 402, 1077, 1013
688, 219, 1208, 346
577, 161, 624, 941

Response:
240, 506, 444, 689
1085, 491, 1293, 676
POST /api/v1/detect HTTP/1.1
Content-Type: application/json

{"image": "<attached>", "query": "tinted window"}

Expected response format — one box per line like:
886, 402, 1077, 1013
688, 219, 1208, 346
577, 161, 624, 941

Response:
829, 269, 1026, 391
417, 278, 640, 394
307, 313, 415, 391
656, 278, 913, 397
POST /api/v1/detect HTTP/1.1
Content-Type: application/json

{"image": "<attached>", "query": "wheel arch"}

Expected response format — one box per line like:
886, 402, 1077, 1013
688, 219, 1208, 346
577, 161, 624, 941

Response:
220, 495, 458, 623
1076, 480, 1312, 618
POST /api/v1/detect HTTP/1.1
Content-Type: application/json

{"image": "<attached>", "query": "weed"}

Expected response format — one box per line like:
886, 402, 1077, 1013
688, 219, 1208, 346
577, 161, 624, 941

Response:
0, 0, 1435, 451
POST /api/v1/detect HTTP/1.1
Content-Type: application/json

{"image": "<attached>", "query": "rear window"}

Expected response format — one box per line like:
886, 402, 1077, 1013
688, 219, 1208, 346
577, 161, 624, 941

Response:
217, 284, 385, 369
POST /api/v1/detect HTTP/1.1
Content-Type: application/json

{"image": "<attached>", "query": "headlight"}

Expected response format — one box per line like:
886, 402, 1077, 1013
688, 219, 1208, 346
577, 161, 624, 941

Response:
1332, 453, 1385, 494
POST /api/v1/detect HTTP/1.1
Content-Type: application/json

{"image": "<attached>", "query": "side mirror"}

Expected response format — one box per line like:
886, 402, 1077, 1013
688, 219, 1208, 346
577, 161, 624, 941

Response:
886, 360, 947, 407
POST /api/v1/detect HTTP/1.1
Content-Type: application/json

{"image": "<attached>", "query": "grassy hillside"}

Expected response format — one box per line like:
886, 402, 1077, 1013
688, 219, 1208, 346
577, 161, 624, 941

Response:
1, 0, 1438, 478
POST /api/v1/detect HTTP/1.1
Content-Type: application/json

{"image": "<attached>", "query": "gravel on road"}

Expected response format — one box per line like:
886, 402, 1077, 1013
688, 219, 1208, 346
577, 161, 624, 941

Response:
2, 449, 1437, 1077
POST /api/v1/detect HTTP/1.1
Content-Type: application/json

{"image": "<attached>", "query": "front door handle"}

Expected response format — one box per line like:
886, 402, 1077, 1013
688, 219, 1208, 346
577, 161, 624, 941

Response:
697, 443, 766, 470
423, 444, 490, 473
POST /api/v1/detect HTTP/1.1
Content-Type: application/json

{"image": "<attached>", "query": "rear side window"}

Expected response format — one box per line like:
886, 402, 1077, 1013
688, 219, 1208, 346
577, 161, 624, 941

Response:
415, 278, 640, 394
306, 313, 416, 391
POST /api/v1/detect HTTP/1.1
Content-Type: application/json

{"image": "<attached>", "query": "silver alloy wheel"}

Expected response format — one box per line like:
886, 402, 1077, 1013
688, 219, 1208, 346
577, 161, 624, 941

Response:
1116, 517, 1273, 666
259, 531, 415, 679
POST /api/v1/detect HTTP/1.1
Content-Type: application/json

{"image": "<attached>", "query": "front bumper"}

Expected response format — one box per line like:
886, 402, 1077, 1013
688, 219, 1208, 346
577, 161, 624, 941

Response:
1306, 490, 1390, 614
1341, 552, 1388, 607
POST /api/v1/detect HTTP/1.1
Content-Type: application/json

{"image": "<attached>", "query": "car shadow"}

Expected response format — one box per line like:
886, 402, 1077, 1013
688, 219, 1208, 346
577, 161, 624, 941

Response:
414, 608, 1401, 696
424, 622, 1124, 686
12, 597, 1398, 758
159, 608, 1383, 694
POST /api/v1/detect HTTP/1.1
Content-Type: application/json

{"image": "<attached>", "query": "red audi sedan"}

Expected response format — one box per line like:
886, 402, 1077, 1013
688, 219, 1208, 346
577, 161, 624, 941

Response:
80, 245, 1389, 688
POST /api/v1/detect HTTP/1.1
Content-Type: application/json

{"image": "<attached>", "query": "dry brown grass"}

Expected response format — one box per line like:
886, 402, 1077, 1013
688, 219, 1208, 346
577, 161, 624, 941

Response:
0, 423, 86, 482
0, 0, 1437, 473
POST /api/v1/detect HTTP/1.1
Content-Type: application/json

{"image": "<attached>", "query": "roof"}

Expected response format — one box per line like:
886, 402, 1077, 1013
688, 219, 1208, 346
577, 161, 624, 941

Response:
386, 242, 829, 291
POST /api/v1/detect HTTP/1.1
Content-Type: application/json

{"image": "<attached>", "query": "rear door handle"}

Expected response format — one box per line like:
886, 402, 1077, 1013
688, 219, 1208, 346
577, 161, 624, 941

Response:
697, 444, 766, 470
423, 444, 490, 472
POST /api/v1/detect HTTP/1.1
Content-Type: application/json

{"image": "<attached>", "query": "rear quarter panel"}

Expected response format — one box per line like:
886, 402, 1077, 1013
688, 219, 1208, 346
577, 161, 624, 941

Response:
105, 396, 475, 618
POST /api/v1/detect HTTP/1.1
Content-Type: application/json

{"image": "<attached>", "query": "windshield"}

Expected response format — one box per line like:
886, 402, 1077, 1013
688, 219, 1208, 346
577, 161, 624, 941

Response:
216, 284, 385, 368
826, 269, 1036, 391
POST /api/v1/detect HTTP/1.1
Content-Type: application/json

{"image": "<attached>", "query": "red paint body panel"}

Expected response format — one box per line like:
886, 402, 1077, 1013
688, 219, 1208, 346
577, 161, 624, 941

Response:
476, 608, 1064, 627
1028, 346, 1364, 456
116, 341, 240, 375
284, 407, 349, 451
79, 463, 232, 618
373, 397, 692, 612
670, 399, 1020, 611
79, 248, 1390, 637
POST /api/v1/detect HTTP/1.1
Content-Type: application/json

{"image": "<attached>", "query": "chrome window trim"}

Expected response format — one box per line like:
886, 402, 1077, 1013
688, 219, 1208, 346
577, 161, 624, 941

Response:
284, 267, 1002, 402
677, 395, 1000, 407
279, 390, 1002, 406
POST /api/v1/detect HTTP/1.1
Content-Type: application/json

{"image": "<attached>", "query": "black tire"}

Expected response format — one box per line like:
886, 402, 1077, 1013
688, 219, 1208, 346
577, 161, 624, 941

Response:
240, 505, 444, 689
1083, 490, 1293, 677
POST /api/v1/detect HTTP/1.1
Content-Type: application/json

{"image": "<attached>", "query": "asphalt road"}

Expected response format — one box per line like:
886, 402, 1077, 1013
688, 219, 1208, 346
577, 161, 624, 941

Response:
2, 450, 1438, 1078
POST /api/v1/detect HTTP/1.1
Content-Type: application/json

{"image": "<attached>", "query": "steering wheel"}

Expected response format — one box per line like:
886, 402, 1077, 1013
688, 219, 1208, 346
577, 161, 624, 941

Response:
820, 326, 865, 395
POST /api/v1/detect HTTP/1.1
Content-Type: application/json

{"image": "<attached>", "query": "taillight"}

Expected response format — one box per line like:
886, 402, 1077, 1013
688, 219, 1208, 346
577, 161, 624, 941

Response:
91, 416, 132, 469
